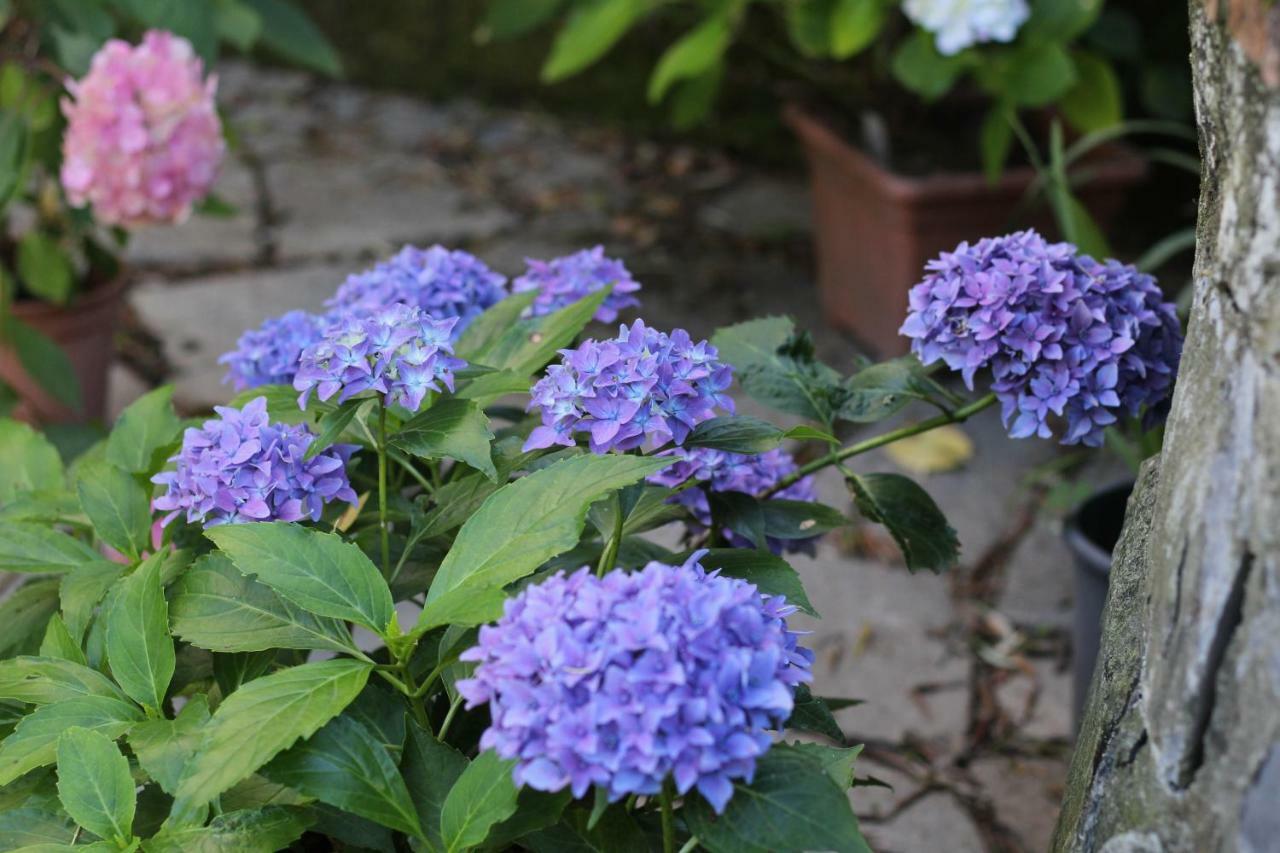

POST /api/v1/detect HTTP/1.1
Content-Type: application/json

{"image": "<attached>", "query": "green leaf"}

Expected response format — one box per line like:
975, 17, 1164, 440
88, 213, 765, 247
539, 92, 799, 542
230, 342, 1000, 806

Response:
786, 684, 846, 742
0, 522, 106, 573
416, 586, 507, 634
440, 750, 519, 853
105, 385, 182, 475
469, 287, 609, 377
694, 549, 817, 616
263, 715, 422, 837
76, 461, 151, 560
846, 472, 959, 573
683, 744, 870, 853
55, 727, 135, 844
0, 656, 124, 705
542, 0, 645, 82
213, 0, 263, 50
980, 104, 1014, 183
830, 0, 887, 59
0, 419, 63, 502
1061, 51, 1122, 133
684, 416, 784, 453
341, 683, 405, 759
1004, 43, 1077, 107
228, 384, 331, 424
401, 722, 468, 852
0, 807, 78, 849
1024, 0, 1102, 39
783, 741, 863, 788
392, 398, 496, 481
477, 0, 563, 41
16, 232, 73, 305
303, 398, 369, 462
483, 788, 573, 850
455, 290, 537, 360
648, 16, 730, 103
105, 551, 174, 713
205, 522, 396, 635
140, 805, 312, 852
59, 562, 126, 642
129, 694, 209, 795
711, 318, 846, 424
240, 0, 341, 75
39, 615, 86, 665
0, 695, 143, 787
108, 0, 218, 61
891, 30, 972, 100
170, 658, 372, 819
668, 59, 723, 129
784, 0, 836, 57
3, 319, 82, 411
839, 357, 939, 423
170, 553, 359, 655
0, 579, 60, 658
0, 113, 29, 208
418, 455, 668, 633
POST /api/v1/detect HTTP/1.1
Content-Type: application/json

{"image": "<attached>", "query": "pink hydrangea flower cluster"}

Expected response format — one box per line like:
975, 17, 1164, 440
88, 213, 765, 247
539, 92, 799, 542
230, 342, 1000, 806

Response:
60, 30, 224, 228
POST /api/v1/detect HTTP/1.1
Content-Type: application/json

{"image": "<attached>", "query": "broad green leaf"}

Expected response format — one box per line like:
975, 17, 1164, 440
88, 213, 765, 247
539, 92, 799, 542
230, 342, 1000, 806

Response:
343, 683, 406, 758
891, 30, 971, 100
0, 522, 106, 573
784, 0, 836, 57
228, 384, 332, 424
109, 0, 218, 60
0, 695, 143, 786
38, 616, 86, 665
240, 0, 341, 75
263, 715, 422, 837
668, 58, 723, 128
0, 579, 60, 658
416, 586, 507, 633
105, 385, 182, 475
419, 455, 668, 632
439, 750, 519, 853
218, 774, 313, 812
302, 398, 368, 462
59, 562, 126, 642
0, 807, 76, 850
1024, 0, 1102, 39
542, 0, 645, 82
711, 318, 846, 424
839, 357, 937, 423
170, 553, 358, 655
478, 0, 563, 41
980, 104, 1014, 183
392, 398, 496, 481
483, 788, 573, 850
0, 419, 63, 502
830, 0, 887, 59
129, 694, 210, 795
140, 805, 312, 853
16, 232, 73, 304
1004, 42, 1077, 107
846, 472, 959, 572
469, 287, 609, 377
205, 522, 395, 634
1061, 52, 1123, 134
647, 16, 730, 103
171, 658, 372, 818
400, 722, 467, 851
0, 656, 125, 705
455, 290, 537, 359
76, 461, 151, 560
212, 650, 276, 696
683, 744, 871, 853
684, 415, 784, 453
4, 319, 82, 411
695, 549, 817, 616
105, 551, 174, 712
213, 0, 262, 50
0, 114, 28, 208
786, 684, 845, 742
787, 741, 863, 788
55, 727, 135, 844
715, 495, 846, 544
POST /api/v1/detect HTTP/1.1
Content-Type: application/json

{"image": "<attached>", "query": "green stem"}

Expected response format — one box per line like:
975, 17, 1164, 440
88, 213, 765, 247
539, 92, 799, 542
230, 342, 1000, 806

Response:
377, 403, 391, 578
676, 838, 699, 853
763, 393, 998, 497
596, 493, 624, 579
437, 693, 464, 741
660, 783, 675, 853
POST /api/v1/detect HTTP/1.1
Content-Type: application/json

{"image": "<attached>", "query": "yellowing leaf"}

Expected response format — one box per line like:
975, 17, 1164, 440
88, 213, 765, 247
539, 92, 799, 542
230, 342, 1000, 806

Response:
884, 425, 974, 474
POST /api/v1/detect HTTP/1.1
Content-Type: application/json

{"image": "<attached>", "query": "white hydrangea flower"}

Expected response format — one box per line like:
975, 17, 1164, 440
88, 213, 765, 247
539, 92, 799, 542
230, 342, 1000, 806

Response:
902, 0, 1031, 56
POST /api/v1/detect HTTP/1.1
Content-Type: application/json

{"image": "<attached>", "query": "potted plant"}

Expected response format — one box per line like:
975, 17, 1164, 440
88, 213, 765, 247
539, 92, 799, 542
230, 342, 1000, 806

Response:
0, 0, 340, 424
477, 0, 1153, 353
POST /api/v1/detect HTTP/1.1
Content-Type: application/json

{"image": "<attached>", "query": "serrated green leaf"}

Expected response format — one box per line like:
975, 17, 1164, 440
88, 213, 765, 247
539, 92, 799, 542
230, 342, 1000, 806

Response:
38, 616, 85, 665
129, 694, 210, 795
0, 807, 76, 850
205, 522, 395, 635
105, 551, 174, 713
59, 562, 126, 642
694, 549, 817, 616
76, 461, 151, 560
0, 695, 143, 787
170, 658, 372, 819
440, 750, 519, 853
684, 415, 784, 453
0, 656, 124, 705
786, 684, 845, 742
0, 579, 60, 658
140, 805, 312, 853
0, 522, 107, 573
303, 398, 368, 462
839, 357, 937, 423
846, 472, 959, 572
105, 385, 182, 475
455, 290, 537, 359
647, 16, 730, 103
228, 384, 330, 424
0, 419, 63, 503
401, 723, 468, 852
392, 398, 496, 481
169, 553, 358, 655
787, 741, 863, 788
542, 0, 645, 82
55, 727, 135, 844
469, 287, 609, 378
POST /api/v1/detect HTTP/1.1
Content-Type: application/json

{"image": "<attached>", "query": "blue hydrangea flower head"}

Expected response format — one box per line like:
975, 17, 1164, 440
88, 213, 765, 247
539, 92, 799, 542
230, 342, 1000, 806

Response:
152, 396, 357, 528
649, 447, 819, 554
457, 552, 813, 813
513, 246, 641, 323
218, 309, 327, 391
900, 230, 1182, 446
293, 304, 466, 412
326, 245, 508, 337
525, 320, 734, 453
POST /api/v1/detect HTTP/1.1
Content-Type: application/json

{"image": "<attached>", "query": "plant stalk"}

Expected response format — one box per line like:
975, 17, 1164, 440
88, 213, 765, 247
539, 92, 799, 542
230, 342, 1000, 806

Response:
596, 493, 624, 578
377, 403, 391, 578
660, 783, 675, 853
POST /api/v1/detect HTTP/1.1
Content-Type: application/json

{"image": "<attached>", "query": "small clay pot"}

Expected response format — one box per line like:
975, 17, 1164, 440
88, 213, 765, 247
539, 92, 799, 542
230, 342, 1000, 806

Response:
784, 104, 1149, 356
1, 276, 127, 424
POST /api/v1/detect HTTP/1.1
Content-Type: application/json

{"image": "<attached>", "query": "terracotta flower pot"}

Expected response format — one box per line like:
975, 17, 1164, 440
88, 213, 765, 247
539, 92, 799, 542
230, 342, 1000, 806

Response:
784, 104, 1149, 355
0, 276, 126, 424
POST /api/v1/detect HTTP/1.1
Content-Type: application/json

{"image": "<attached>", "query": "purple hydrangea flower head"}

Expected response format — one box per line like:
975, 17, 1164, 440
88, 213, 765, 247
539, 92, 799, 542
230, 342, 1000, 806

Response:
457, 552, 813, 813
218, 310, 327, 391
151, 396, 357, 528
513, 246, 641, 323
525, 320, 734, 454
293, 304, 466, 412
326, 245, 508, 337
649, 447, 819, 554
900, 230, 1182, 447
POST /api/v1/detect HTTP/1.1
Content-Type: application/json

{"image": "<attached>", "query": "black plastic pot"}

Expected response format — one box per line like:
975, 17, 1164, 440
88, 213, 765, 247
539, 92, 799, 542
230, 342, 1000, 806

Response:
1063, 480, 1135, 727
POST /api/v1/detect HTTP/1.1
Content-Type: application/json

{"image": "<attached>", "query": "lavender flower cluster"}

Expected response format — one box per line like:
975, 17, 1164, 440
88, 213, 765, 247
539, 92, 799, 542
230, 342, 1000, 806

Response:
650, 447, 819, 554
152, 397, 357, 528
900, 230, 1182, 446
513, 245, 641, 323
525, 320, 734, 453
457, 554, 812, 813
218, 310, 327, 392
293, 304, 464, 412
327, 244, 509, 332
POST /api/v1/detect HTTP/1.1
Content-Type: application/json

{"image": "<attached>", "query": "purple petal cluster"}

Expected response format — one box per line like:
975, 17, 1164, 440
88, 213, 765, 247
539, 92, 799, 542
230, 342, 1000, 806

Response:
457, 553, 812, 813
152, 397, 357, 528
900, 230, 1182, 446
326, 245, 509, 337
293, 304, 466, 412
526, 320, 734, 453
513, 246, 641, 323
218, 310, 328, 391
649, 447, 819, 554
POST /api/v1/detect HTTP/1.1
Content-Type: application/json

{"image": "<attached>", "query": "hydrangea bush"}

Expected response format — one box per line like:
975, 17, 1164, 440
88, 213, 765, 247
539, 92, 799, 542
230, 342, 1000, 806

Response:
0, 234, 1180, 852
